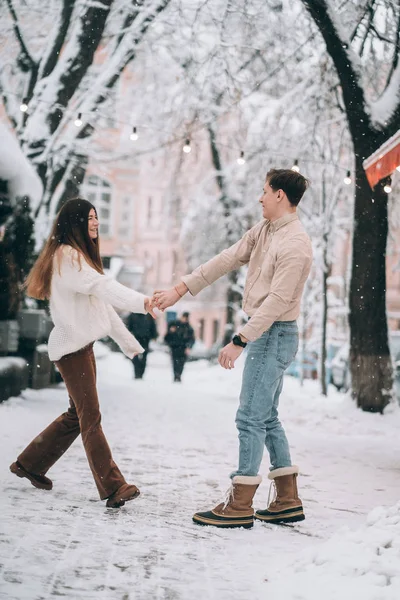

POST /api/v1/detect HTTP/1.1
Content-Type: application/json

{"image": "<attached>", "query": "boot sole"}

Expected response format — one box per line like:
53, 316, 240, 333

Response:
9, 462, 52, 491
255, 510, 305, 524
192, 514, 254, 529
106, 489, 140, 508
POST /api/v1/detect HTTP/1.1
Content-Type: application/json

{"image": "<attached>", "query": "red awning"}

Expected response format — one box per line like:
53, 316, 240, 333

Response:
363, 129, 400, 188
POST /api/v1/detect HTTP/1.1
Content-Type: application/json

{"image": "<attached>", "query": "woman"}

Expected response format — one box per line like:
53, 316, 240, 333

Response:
10, 198, 154, 508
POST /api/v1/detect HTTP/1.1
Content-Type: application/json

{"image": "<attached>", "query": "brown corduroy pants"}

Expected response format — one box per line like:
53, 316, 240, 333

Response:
17, 343, 126, 499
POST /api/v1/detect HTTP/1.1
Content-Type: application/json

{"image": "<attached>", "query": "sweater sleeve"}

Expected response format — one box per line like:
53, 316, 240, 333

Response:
107, 305, 145, 358
60, 247, 146, 314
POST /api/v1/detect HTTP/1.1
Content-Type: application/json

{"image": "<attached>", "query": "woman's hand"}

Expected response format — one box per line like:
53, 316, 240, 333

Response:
144, 297, 157, 318
152, 287, 181, 311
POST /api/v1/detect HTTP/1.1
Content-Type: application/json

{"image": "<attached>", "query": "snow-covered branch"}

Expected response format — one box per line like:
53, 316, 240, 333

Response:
301, 0, 371, 141
21, 0, 112, 156
5, 0, 36, 71
370, 61, 400, 131
36, 0, 77, 82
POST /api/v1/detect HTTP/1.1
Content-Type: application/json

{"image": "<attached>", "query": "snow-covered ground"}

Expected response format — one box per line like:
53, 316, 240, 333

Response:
1, 345, 400, 600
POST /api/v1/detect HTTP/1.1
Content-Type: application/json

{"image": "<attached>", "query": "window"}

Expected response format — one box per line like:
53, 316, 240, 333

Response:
82, 175, 113, 237
172, 250, 178, 278
118, 197, 133, 240
147, 196, 153, 225
213, 319, 220, 343
172, 196, 182, 224
199, 319, 205, 341
156, 250, 162, 282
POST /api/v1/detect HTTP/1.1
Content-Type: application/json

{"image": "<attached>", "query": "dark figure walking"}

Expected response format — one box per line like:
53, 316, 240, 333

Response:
126, 313, 158, 379
164, 312, 195, 382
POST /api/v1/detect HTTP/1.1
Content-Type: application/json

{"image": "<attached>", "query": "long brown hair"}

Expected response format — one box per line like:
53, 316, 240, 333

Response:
25, 198, 103, 300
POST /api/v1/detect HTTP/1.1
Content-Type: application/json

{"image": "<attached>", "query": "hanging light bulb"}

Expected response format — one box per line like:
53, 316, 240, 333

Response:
384, 184, 392, 193
74, 113, 83, 127
291, 159, 300, 173
343, 170, 352, 185
20, 98, 28, 112
183, 139, 191, 154
237, 151, 246, 165
130, 126, 138, 141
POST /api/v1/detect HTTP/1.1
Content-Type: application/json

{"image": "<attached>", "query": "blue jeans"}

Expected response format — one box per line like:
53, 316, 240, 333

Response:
231, 321, 299, 478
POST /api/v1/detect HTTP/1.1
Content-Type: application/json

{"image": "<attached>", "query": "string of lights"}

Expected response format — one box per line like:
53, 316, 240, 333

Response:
3, 88, 360, 186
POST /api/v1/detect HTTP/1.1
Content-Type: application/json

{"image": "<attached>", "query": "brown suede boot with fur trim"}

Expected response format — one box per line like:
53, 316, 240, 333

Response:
193, 475, 261, 529
255, 466, 305, 524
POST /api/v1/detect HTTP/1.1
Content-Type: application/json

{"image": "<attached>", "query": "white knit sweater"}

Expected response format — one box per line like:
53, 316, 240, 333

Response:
47, 245, 147, 361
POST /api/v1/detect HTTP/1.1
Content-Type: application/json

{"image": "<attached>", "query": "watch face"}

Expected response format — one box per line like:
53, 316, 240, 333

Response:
233, 335, 245, 346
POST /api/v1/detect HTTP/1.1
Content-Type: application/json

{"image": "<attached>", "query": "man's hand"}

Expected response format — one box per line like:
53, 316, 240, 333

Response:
185, 347, 191, 357
153, 287, 180, 311
218, 342, 244, 370
144, 297, 157, 318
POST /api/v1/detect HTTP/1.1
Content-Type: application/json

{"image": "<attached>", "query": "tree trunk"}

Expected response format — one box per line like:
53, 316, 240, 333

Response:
320, 262, 328, 396
300, 315, 306, 387
300, 0, 399, 412
320, 173, 328, 396
55, 156, 88, 212
222, 271, 242, 346
299, 279, 311, 387
207, 125, 244, 344
349, 156, 393, 412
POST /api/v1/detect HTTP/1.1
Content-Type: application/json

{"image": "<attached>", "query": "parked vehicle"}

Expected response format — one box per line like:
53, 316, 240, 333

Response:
207, 341, 224, 364
286, 351, 318, 380
330, 343, 350, 391
330, 333, 400, 401
286, 343, 342, 383
186, 340, 211, 362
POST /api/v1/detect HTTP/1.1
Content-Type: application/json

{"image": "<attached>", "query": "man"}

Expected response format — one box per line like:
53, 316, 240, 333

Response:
164, 312, 195, 382
126, 312, 158, 379
153, 169, 313, 529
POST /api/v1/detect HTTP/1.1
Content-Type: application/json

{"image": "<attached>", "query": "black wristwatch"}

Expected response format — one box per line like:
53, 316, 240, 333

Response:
232, 334, 247, 348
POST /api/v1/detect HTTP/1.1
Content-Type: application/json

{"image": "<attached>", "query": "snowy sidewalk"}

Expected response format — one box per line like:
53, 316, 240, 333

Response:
1, 345, 400, 600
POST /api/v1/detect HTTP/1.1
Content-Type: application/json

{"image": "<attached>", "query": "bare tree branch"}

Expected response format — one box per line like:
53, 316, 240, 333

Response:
350, 0, 375, 44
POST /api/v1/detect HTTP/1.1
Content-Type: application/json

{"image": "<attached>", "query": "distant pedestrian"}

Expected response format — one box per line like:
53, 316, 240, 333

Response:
164, 312, 195, 382
154, 169, 312, 528
10, 198, 155, 508
126, 312, 158, 379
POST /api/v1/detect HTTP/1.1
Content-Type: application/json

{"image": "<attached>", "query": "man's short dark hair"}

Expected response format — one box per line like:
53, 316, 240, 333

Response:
266, 168, 310, 206
182, 312, 190, 318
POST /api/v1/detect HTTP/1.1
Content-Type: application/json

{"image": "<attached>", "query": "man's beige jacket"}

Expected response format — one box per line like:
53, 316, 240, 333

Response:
181, 213, 313, 342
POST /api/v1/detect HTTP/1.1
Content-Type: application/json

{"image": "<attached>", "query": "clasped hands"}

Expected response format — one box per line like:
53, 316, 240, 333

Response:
145, 285, 245, 370
143, 286, 181, 319
152, 286, 182, 311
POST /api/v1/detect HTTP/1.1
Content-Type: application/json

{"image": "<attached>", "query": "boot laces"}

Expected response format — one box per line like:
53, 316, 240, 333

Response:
223, 483, 234, 509
267, 480, 277, 507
